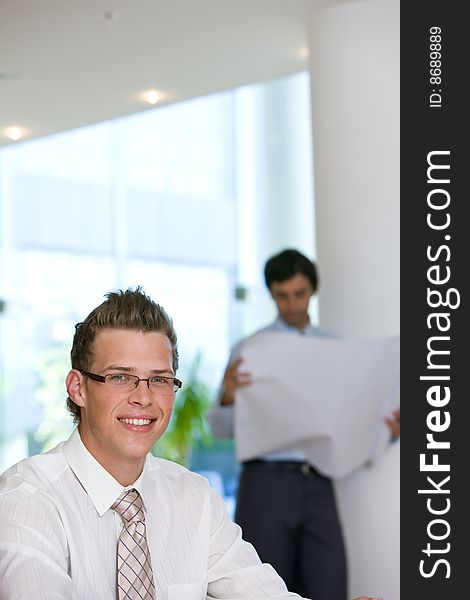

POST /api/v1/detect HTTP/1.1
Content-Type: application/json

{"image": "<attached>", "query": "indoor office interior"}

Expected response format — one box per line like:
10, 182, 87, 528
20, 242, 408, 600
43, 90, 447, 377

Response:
0, 1, 399, 598
0, 70, 316, 513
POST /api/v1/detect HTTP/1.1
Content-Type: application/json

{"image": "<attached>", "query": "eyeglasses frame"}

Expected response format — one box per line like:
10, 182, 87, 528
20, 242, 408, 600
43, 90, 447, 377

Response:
80, 370, 182, 393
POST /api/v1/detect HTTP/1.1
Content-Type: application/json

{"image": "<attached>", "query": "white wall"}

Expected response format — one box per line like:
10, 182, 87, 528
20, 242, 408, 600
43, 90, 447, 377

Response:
308, 0, 400, 598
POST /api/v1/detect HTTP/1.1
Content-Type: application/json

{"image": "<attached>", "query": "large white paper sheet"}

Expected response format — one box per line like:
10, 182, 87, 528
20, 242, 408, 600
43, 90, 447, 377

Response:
234, 332, 400, 478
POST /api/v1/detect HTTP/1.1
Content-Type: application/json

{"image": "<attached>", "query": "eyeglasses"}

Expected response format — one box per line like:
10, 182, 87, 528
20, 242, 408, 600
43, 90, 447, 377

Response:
80, 371, 183, 394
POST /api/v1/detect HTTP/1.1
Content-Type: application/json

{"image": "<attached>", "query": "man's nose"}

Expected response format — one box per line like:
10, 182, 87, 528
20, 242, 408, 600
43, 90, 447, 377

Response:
129, 379, 152, 405
285, 296, 296, 309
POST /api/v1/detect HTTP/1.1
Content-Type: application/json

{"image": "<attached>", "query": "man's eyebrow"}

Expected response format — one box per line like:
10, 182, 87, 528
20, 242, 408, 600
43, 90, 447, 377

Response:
103, 366, 174, 375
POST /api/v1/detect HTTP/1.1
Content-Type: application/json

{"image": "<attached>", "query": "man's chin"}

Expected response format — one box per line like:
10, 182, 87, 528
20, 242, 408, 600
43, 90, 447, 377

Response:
283, 315, 305, 328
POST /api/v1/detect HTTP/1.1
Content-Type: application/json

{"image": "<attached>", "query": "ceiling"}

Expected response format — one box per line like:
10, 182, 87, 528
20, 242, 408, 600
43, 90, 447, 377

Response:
0, 0, 313, 148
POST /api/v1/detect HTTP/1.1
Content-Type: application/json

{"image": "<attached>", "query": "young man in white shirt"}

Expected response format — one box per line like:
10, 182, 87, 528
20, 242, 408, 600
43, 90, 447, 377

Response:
0, 286, 382, 600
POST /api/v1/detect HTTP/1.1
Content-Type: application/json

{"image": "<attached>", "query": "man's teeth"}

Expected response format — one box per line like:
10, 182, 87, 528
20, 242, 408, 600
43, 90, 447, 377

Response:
119, 418, 152, 426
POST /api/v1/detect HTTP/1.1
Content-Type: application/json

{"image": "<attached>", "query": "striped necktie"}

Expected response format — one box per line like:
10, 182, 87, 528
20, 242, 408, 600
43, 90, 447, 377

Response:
112, 488, 156, 599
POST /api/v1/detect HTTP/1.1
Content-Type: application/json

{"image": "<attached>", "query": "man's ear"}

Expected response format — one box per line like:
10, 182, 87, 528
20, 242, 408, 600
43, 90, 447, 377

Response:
66, 369, 86, 408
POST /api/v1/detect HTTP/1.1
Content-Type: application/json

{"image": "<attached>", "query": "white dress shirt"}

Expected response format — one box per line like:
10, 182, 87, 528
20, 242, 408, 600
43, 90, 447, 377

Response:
0, 428, 304, 600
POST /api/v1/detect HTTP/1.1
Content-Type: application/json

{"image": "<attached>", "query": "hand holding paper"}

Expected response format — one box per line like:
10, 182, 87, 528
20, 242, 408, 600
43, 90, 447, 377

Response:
234, 332, 400, 478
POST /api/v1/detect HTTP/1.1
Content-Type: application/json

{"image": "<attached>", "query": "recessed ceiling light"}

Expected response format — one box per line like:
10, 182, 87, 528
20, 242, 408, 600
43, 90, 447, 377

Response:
5, 126, 23, 141
143, 90, 160, 105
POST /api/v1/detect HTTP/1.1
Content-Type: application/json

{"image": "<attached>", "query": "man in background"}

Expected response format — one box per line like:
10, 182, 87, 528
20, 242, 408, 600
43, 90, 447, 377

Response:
209, 249, 400, 600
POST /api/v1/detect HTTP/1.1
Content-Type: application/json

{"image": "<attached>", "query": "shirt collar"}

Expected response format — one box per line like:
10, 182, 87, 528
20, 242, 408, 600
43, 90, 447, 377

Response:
63, 427, 150, 517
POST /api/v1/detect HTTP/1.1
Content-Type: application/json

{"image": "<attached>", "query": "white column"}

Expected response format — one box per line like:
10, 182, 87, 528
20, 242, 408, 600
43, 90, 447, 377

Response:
310, 0, 399, 337
308, 1, 400, 598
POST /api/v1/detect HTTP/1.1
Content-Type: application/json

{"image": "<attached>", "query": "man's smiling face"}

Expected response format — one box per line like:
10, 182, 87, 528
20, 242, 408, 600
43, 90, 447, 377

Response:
67, 328, 175, 484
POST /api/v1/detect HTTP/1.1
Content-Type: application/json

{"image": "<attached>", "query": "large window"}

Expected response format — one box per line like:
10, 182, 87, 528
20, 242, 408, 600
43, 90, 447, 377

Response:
0, 71, 315, 510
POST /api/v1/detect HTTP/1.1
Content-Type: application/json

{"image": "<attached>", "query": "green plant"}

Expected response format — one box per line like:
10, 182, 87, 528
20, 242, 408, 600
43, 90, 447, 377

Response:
154, 351, 213, 466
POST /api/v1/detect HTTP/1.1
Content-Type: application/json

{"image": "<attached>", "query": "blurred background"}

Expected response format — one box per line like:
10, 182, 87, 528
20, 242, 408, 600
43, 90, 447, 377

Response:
0, 70, 315, 508
0, 1, 399, 598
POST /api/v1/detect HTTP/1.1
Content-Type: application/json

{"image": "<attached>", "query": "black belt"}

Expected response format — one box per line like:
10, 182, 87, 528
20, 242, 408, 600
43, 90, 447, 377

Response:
243, 459, 321, 477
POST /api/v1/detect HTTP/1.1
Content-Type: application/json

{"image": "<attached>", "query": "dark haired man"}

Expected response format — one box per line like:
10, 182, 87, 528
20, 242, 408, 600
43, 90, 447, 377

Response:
0, 286, 383, 600
210, 249, 399, 600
